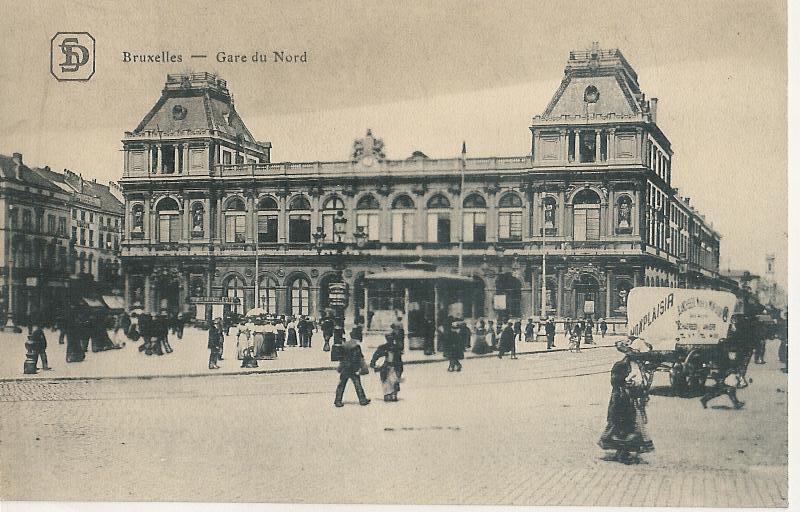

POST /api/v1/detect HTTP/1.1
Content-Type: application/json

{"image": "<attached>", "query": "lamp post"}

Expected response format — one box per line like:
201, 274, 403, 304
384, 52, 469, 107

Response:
535, 229, 549, 342
3, 211, 22, 332
314, 210, 367, 359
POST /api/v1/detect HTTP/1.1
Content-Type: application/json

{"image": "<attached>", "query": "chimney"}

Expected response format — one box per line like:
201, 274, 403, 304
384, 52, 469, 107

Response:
12, 152, 23, 180
650, 98, 658, 124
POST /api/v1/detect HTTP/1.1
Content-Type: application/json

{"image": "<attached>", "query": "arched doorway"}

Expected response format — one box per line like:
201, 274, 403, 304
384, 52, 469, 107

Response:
258, 274, 279, 314
463, 276, 486, 319
155, 274, 180, 313
317, 273, 340, 315
495, 273, 522, 321
574, 274, 600, 319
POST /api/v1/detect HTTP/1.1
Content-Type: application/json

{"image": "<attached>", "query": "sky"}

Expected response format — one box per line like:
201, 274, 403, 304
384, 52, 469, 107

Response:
0, 0, 788, 290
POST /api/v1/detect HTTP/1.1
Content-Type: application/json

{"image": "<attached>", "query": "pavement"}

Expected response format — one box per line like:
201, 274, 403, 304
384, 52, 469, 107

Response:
0, 339, 787, 506
0, 326, 621, 381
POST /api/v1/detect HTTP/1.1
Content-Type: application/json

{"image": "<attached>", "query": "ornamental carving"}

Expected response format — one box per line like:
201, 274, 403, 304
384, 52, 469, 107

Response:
376, 179, 392, 197
486, 181, 501, 195
309, 183, 324, 198
352, 129, 385, 163
447, 182, 461, 196
412, 181, 428, 196
275, 182, 291, 198
343, 181, 359, 197
564, 264, 607, 290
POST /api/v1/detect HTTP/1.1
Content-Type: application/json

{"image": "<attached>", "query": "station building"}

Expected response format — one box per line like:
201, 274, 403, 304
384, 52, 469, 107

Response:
118, 44, 723, 329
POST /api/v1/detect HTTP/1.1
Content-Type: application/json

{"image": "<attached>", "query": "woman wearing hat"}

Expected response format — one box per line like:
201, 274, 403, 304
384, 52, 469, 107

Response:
370, 333, 404, 402
598, 339, 654, 464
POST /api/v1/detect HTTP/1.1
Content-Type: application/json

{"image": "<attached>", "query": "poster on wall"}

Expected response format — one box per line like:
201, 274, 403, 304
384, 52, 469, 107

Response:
626, 287, 737, 351
493, 294, 507, 310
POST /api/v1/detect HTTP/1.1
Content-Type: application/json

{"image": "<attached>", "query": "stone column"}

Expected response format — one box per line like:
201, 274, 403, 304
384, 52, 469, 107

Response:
486, 193, 497, 243
173, 145, 179, 173
531, 269, 538, 317
556, 269, 563, 318
182, 144, 189, 173
278, 195, 287, 243
608, 129, 616, 163
143, 195, 152, 240
124, 272, 130, 309
561, 129, 569, 162
216, 196, 223, 242
155, 145, 162, 174
309, 286, 318, 318
573, 130, 579, 162
599, 202, 608, 238
182, 196, 190, 241
595, 130, 601, 162
605, 269, 613, 318
146, 145, 152, 174
246, 194, 255, 242
521, 284, 532, 320
276, 285, 287, 315
144, 274, 152, 314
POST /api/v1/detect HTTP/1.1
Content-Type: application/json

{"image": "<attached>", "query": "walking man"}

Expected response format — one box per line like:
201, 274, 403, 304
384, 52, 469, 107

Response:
30, 321, 52, 371
208, 318, 223, 370
545, 317, 556, 350
599, 318, 608, 338
334, 337, 370, 407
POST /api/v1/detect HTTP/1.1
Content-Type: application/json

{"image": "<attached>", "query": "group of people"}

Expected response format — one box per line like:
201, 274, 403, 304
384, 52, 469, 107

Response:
124, 310, 186, 356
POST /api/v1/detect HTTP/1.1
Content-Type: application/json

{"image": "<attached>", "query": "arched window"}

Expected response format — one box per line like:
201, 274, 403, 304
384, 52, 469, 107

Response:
498, 193, 523, 241
616, 195, 633, 233
542, 196, 558, 235
257, 196, 278, 243
288, 196, 311, 243
356, 194, 380, 241
391, 195, 415, 242
573, 189, 601, 241
258, 275, 279, 314
156, 197, 181, 243
462, 193, 486, 242
190, 202, 205, 238
289, 276, 311, 316
224, 275, 246, 315
426, 194, 451, 243
322, 196, 346, 241
223, 197, 246, 243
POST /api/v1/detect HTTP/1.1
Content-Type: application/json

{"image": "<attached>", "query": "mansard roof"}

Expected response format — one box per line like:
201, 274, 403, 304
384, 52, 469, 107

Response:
540, 43, 650, 120
132, 73, 258, 144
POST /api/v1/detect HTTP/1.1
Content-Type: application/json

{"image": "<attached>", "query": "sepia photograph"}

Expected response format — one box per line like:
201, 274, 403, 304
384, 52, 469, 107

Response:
0, 1, 792, 510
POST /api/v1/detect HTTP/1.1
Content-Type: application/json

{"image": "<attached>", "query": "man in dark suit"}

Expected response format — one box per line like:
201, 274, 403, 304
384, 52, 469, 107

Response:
208, 318, 223, 370
545, 318, 556, 349
334, 338, 370, 407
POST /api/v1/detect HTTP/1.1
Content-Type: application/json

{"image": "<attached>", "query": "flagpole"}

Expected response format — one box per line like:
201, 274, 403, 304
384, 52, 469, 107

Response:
458, 142, 466, 275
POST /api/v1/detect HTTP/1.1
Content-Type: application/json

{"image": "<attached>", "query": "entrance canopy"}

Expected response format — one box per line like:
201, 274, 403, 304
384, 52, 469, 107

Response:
364, 259, 474, 284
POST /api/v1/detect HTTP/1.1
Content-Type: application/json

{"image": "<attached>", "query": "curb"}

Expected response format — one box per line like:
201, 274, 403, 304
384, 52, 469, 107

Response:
0, 343, 616, 384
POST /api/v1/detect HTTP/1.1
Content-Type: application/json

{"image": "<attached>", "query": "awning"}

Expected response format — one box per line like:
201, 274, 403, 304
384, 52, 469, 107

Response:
82, 297, 106, 308
102, 295, 125, 310
364, 269, 474, 283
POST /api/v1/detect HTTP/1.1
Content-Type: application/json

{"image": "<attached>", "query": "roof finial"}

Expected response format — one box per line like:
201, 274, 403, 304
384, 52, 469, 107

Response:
461, 141, 467, 155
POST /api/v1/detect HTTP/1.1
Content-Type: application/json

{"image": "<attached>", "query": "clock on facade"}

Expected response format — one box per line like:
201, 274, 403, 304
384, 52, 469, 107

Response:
172, 104, 187, 120
584, 85, 600, 103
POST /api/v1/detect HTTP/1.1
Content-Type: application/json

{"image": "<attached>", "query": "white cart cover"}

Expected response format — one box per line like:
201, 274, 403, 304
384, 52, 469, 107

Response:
626, 287, 737, 351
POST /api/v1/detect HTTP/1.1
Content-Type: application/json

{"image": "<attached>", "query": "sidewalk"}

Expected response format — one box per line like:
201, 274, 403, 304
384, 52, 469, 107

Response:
0, 327, 622, 381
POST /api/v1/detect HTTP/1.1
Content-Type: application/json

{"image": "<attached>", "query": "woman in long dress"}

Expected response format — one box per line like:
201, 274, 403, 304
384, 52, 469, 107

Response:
286, 317, 298, 347
471, 319, 490, 354
370, 334, 403, 401
252, 319, 266, 358
598, 342, 654, 464
264, 320, 277, 359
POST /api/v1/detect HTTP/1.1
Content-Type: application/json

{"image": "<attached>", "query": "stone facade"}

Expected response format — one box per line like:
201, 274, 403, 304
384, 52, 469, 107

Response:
119, 46, 723, 326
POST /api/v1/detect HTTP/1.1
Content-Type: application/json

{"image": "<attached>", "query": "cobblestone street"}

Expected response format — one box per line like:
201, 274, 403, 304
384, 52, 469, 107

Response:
0, 340, 787, 506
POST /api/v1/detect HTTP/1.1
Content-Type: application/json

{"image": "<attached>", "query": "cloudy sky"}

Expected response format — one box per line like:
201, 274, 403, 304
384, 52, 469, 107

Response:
0, 0, 788, 289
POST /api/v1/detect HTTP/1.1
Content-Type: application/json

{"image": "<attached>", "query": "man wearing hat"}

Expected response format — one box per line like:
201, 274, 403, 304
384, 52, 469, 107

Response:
545, 317, 556, 350
208, 318, 223, 370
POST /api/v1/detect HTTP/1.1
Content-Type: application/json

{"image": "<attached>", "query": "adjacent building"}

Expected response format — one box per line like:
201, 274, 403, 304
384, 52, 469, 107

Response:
0, 153, 124, 328
119, 45, 724, 329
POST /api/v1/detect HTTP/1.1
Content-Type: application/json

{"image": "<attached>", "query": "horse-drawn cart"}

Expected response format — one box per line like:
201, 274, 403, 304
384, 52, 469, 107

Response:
623, 288, 740, 396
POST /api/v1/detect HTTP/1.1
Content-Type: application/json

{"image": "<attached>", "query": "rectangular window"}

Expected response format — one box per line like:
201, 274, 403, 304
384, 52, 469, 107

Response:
35, 211, 43, 232
356, 213, 379, 241
80, 229, 86, 245
89, 230, 94, 247
72, 209, 77, 220
257, 214, 278, 243
498, 212, 520, 241
573, 208, 600, 241
47, 214, 56, 234
90, 212, 94, 223
392, 212, 414, 242
72, 226, 77, 240
222, 150, 232, 165
225, 215, 246, 243
427, 213, 451, 243
291, 287, 310, 316
59, 217, 67, 236
288, 214, 311, 243
81, 210, 85, 221
22, 209, 32, 230
463, 212, 486, 242
322, 212, 336, 241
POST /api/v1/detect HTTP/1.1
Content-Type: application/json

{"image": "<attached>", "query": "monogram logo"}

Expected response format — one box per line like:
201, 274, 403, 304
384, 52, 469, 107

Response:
51, 32, 95, 81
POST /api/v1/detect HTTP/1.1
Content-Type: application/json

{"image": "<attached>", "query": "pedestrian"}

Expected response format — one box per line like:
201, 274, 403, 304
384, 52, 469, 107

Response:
458, 320, 471, 352
391, 317, 406, 351
487, 319, 497, 350
322, 314, 334, 350
333, 337, 371, 407
65, 309, 86, 363
208, 318, 223, 370
443, 318, 464, 372
600, 318, 608, 338
570, 323, 583, 353
525, 318, 535, 342
513, 319, 522, 344
29, 320, 52, 371
370, 333, 404, 402
298, 316, 310, 348
367, 310, 375, 330
472, 319, 490, 354
350, 322, 364, 343
264, 319, 277, 359
545, 317, 556, 350
498, 320, 517, 359
598, 341, 654, 464
175, 312, 185, 340
564, 317, 572, 336
286, 316, 298, 347
275, 317, 286, 351
235, 320, 250, 361
157, 310, 172, 354
423, 316, 436, 355
584, 318, 594, 345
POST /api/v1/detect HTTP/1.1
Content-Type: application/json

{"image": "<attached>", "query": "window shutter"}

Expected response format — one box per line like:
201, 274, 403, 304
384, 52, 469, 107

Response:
169, 216, 182, 241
